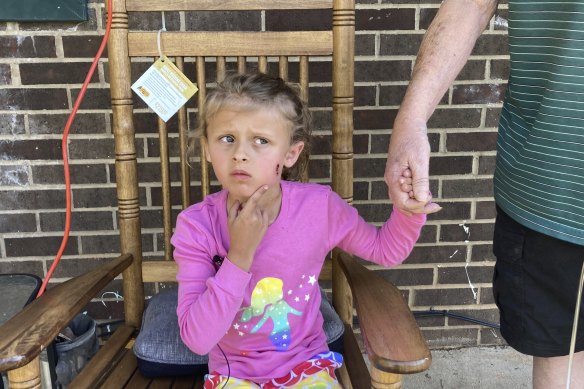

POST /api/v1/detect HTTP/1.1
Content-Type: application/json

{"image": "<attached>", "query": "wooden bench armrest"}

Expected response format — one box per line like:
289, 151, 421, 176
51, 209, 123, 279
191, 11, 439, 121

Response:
0, 254, 133, 372
337, 251, 431, 374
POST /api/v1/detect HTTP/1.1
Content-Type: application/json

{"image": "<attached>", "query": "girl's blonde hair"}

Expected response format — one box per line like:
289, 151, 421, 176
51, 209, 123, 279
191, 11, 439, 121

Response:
197, 72, 311, 181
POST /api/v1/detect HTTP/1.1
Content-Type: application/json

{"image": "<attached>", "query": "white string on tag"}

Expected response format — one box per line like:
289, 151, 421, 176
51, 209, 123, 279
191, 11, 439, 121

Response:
157, 11, 167, 60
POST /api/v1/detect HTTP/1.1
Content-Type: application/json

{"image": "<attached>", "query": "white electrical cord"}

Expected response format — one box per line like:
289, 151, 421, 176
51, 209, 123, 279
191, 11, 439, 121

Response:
566, 260, 584, 389
157, 11, 166, 59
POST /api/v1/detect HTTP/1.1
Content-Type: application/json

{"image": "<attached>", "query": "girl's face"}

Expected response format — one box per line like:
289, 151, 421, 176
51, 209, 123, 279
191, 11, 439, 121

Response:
204, 105, 304, 203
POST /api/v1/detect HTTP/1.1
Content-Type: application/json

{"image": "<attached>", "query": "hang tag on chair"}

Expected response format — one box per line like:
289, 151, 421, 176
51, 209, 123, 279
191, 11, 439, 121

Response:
131, 56, 198, 122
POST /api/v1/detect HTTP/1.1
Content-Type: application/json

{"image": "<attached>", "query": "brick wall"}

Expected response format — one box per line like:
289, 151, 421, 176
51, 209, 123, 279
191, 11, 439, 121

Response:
0, 1, 509, 348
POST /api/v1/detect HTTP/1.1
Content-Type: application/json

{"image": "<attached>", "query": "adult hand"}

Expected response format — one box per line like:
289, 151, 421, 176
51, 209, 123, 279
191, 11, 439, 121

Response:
227, 185, 270, 272
385, 117, 441, 215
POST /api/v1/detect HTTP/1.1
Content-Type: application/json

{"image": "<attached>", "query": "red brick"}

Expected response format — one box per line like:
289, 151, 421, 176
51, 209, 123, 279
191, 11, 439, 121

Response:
0, 36, 56, 58
415, 287, 477, 306
0, 114, 25, 135
447, 132, 498, 152
471, 244, 496, 262
266, 9, 330, 31
0, 213, 36, 233
408, 245, 468, 264
356, 9, 415, 31
378, 267, 434, 287
63, 35, 108, 58
438, 265, 494, 285
6, 236, 78, 257
0, 88, 68, 110
0, 63, 11, 85
356, 60, 411, 82
447, 308, 499, 327
128, 11, 181, 31
0, 190, 65, 210
40, 210, 114, 232
0, 260, 44, 276
452, 83, 506, 104
428, 108, 482, 129
354, 109, 397, 130
0, 165, 29, 186
29, 113, 107, 135
185, 11, 260, 31
19, 62, 100, 85
472, 34, 508, 56
476, 201, 496, 219
429, 156, 473, 175
440, 222, 494, 243
0, 139, 62, 160
427, 201, 471, 221
443, 178, 494, 198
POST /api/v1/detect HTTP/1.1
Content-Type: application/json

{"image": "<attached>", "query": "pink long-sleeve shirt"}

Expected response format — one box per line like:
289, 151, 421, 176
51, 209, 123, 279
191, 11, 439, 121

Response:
171, 180, 425, 383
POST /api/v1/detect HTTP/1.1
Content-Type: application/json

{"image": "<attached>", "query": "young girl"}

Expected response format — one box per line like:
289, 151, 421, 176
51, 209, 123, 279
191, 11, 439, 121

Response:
171, 72, 429, 388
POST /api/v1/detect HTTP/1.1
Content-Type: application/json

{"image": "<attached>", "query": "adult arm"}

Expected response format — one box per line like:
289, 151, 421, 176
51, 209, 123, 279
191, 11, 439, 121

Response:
386, 0, 499, 214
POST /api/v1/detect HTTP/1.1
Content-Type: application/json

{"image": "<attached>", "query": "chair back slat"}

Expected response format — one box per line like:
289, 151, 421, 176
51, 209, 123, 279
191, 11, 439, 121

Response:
299, 56, 309, 103
157, 114, 173, 261
127, 32, 333, 57
175, 57, 191, 210
278, 56, 289, 81
298, 56, 310, 183
126, 0, 333, 11
216, 57, 227, 82
237, 57, 246, 74
195, 57, 211, 198
258, 56, 268, 73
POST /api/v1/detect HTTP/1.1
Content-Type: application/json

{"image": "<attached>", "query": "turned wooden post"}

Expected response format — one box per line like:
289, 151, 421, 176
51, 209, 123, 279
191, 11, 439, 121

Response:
330, 0, 356, 386
107, 0, 144, 327
331, 0, 355, 324
372, 368, 403, 389
6, 357, 41, 389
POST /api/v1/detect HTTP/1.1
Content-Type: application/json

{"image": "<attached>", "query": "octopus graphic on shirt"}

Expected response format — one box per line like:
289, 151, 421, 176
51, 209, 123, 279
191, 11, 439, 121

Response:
238, 276, 318, 351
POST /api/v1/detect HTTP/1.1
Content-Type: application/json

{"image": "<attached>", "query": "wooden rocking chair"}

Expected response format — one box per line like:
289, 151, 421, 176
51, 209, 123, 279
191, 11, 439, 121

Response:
0, 1, 431, 388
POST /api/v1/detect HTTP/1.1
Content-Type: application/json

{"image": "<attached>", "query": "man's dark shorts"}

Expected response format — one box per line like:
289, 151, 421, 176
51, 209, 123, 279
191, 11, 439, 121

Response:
493, 206, 584, 357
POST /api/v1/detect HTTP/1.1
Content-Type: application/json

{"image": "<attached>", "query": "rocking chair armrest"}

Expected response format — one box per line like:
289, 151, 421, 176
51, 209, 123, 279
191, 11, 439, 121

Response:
0, 254, 133, 372
337, 251, 431, 374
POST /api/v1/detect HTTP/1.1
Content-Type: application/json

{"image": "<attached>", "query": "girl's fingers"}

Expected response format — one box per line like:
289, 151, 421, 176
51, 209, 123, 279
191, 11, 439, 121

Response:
228, 200, 241, 223
244, 185, 269, 210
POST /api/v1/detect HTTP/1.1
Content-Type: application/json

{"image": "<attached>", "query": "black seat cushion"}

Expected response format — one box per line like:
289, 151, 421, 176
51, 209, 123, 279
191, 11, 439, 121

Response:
133, 288, 344, 377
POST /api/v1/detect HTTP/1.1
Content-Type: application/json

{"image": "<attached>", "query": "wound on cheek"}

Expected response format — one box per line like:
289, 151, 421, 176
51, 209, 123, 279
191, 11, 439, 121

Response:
276, 164, 280, 175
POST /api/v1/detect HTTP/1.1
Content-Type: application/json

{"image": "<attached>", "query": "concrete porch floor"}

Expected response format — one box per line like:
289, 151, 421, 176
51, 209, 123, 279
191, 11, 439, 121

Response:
401, 346, 532, 388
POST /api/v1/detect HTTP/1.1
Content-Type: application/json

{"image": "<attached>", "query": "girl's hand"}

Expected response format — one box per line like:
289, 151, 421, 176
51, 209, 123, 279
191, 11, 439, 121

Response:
226, 185, 270, 272
394, 168, 441, 215
399, 168, 415, 199
386, 118, 440, 215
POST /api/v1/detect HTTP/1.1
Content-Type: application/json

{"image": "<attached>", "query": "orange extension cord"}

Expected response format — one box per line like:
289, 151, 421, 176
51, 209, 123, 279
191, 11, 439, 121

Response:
37, 0, 113, 297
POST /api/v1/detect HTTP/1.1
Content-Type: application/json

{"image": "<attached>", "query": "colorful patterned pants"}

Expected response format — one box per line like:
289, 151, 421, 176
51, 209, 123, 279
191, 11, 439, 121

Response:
204, 351, 343, 389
